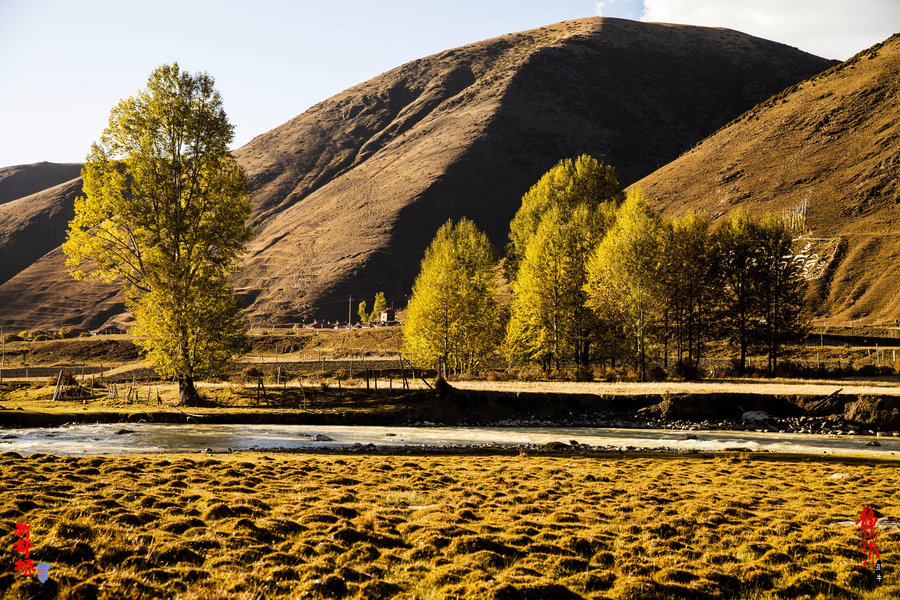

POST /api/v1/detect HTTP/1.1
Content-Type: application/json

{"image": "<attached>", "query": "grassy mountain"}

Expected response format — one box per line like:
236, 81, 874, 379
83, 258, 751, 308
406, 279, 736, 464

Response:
0, 17, 835, 329
0, 162, 84, 286
634, 34, 900, 324
0, 178, 83, 287
0, 162, 82, 206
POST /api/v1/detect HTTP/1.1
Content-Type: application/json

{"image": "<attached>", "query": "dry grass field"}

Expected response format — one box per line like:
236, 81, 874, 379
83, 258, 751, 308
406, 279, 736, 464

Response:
1, 452, 897, 599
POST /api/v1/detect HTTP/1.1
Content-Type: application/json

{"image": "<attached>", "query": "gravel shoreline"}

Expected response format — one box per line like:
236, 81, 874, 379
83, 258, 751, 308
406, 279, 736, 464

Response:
194, 442, 743, 456
448, 412, 899, 437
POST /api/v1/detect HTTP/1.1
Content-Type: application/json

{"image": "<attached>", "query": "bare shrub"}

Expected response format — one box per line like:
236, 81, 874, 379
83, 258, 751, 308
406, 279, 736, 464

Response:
574, 366, 593, 382
513, 365, 544, 382
647, 364, 667, 382
624, 366, 641, 380
237, 366, 264, 383
669, 362, 701, 380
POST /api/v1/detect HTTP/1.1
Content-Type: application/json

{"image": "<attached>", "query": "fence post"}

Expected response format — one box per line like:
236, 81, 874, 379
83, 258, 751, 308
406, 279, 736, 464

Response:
400, 354, 408, 390
52, 370, 62, 401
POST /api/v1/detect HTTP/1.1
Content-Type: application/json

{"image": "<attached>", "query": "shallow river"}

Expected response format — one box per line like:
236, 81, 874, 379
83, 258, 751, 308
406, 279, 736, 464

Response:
0, 424, 898, 458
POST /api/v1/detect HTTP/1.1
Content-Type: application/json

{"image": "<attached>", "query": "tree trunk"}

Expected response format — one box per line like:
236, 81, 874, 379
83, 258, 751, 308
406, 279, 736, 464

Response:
640, 335, 647, 382
663, 308, 669, 370
436, 356, 446, 383
639, 304, 647, 382
178, 375, 202, 406
694, 294, 702, 369
739, 303, 747, 373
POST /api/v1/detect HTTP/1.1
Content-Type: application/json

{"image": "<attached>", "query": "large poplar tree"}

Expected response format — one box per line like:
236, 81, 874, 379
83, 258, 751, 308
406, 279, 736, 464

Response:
710, 210, 761, 373
585, 189, 664, 380
402, 219, 501, 375
504, 155, 622, 370
506, 204, 610, 369
64, 64, 252, 405
659, 210, 712, 372
753, 215, 808, 373
505, 155, 624, 281
710, 210, 808, 374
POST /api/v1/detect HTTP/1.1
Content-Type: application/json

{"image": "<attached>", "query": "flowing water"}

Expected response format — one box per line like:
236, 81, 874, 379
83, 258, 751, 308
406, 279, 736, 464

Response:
0, 424, 898, 458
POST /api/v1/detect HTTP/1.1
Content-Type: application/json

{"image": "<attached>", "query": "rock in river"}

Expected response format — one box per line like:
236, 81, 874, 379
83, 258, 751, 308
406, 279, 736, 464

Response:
742, 411, 771, 422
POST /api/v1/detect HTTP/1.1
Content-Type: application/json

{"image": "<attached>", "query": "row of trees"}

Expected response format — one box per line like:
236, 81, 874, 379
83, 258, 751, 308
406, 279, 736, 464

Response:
402, 155, 807, 378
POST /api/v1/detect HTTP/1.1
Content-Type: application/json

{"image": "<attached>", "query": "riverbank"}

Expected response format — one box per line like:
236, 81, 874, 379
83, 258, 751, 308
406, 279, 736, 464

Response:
2, 379, 899, 433
1, 451, 896, 599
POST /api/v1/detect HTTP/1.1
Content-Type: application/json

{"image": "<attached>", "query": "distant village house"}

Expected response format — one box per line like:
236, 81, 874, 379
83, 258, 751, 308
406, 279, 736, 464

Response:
90, 324, 126, 335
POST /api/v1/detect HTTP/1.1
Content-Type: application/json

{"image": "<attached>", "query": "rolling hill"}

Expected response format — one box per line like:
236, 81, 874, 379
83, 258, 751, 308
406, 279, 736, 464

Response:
633, 34, 900, 324
0, 162, 82, 206
0, 161, 84, 288
0, 178, 83, 287
0, 17, 836, 329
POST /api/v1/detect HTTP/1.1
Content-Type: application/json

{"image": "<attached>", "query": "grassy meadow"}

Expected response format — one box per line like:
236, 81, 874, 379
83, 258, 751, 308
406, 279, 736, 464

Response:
2, 451, 897, 599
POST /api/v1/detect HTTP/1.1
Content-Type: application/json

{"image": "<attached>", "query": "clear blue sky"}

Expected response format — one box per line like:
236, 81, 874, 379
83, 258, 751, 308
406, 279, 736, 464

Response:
1, 0, 896, 167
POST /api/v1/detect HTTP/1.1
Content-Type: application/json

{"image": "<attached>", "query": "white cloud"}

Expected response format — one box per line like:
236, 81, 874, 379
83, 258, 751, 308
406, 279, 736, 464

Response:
595, 2, 605, 16
640, 0, 900, 60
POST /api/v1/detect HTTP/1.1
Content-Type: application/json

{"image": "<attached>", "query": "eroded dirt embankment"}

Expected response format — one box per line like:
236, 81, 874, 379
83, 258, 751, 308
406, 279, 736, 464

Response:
1, 384, 898, 430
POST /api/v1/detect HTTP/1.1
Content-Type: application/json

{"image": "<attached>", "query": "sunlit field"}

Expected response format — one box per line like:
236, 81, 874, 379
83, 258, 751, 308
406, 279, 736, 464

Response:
2, 452, 897, 599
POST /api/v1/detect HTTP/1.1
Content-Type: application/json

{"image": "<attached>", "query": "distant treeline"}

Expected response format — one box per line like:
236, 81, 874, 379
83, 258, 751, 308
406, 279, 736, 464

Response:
402, 155, 806, 379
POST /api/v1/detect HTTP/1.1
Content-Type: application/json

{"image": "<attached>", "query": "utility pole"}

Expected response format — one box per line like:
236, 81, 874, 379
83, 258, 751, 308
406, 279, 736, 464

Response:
348, 296, 352, 327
